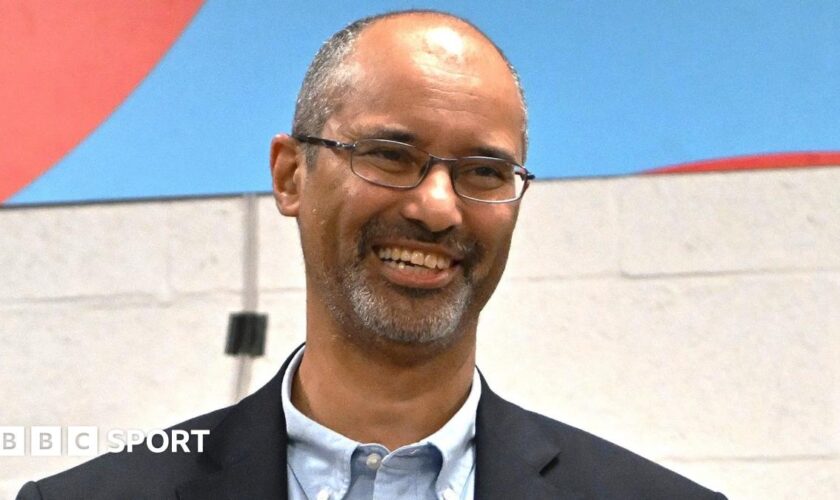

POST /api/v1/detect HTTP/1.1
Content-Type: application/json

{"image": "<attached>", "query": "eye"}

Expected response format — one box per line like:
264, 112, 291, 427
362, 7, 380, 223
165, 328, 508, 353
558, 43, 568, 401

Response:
366, 147, 409, 162
470, 165, 506, 179
460, 161, 512, 180
355, 142, 415, 164
456, 160, 514, 192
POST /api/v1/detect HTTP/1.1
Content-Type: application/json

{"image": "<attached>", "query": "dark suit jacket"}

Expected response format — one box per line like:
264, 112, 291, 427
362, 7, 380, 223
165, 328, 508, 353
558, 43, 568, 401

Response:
18, 347, 726, 499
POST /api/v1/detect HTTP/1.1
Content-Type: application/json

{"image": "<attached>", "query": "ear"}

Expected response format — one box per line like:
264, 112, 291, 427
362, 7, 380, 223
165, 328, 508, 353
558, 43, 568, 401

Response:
270, 134, 303, 217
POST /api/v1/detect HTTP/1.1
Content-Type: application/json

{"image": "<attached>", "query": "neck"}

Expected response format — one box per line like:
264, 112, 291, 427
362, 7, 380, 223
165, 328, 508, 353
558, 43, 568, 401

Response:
292, 300, 477, 451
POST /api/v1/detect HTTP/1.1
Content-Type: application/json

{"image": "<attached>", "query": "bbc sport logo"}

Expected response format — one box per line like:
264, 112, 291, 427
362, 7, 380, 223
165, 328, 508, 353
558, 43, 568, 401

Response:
0, 426, 209, 457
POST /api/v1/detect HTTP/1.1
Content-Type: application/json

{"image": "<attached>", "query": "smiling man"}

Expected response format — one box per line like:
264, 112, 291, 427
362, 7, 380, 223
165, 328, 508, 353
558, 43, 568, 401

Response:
18, 10, 726, 500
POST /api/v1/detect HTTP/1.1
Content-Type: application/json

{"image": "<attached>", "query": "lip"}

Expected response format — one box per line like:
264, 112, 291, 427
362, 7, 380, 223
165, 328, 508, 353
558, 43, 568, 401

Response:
377, 257, 459, 289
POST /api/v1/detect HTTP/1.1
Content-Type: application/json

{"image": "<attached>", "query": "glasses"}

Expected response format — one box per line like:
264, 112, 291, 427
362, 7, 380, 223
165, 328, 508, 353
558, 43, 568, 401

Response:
294, 135, 534, 203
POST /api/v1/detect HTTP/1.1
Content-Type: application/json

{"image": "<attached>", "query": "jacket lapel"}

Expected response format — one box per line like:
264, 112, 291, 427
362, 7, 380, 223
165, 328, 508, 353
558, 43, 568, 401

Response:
177, 348, 578, 500
474, 374, 583, 500
176, 346, 303, 500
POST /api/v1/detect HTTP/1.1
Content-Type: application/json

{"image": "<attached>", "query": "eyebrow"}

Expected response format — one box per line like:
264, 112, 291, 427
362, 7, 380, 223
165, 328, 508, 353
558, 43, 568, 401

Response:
471, 146, 519, 165
352, 125, 520, 165
353, 125, 417, 144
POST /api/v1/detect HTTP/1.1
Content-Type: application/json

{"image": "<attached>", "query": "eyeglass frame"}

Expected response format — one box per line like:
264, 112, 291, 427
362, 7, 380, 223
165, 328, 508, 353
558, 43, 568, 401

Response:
293, 134, 535, 204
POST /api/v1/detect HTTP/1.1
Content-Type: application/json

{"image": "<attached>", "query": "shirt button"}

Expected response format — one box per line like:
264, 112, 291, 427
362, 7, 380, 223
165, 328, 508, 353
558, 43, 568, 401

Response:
316, 488, 331, 500
366, 452, 383, 470
441, 488, 458, 500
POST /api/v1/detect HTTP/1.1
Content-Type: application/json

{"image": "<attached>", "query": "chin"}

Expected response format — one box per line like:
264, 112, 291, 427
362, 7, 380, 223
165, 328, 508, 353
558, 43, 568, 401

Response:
347, 281, 470, 345
345, 268, 468, 342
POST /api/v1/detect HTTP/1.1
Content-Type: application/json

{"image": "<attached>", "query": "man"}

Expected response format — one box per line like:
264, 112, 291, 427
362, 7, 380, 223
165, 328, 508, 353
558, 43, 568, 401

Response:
18, 10, 726, 500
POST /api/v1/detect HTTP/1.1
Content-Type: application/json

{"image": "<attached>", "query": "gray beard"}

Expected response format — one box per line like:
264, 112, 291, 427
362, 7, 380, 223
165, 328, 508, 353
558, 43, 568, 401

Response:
314, 216, 481, 346
343, 266, 471, 345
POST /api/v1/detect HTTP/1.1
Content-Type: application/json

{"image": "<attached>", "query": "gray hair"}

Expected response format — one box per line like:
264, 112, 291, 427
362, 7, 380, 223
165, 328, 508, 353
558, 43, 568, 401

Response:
291, 9, 529, 168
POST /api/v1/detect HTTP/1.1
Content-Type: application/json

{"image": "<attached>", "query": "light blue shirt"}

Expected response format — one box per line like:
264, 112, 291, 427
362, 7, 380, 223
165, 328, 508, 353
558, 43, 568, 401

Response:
282, 347, 480, 500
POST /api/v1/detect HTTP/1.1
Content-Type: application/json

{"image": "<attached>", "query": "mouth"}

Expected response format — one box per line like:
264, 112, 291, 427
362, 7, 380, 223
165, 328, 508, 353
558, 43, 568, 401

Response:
373, 244, 459, 288
376, 245, 454, 270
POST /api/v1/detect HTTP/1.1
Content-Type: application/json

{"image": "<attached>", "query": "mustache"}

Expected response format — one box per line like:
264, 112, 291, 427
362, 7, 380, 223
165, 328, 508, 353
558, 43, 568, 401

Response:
357, 217, 482, 267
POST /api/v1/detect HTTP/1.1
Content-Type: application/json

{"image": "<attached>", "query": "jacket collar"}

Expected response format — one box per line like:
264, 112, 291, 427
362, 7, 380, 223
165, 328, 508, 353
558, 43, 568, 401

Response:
474, 372, 581, 499
175, 345, 301, 500
176, 346, 569, 500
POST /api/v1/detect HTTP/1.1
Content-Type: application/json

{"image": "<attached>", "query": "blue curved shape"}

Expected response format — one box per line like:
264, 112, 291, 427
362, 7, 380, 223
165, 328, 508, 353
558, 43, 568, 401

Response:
11, 0, 840, 205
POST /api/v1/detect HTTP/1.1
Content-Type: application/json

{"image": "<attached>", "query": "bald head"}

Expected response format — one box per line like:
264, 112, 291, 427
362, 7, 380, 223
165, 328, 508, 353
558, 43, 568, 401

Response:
291, 10, 528, 166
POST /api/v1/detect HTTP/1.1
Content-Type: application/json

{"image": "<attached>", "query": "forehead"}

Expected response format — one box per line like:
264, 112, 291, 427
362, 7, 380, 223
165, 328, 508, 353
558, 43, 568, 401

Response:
325, 15, 524, 158
351, 15, 517, 94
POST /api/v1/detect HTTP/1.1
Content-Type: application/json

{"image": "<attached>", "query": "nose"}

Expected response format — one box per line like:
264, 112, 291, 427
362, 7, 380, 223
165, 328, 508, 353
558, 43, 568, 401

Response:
399, 163, 463, 233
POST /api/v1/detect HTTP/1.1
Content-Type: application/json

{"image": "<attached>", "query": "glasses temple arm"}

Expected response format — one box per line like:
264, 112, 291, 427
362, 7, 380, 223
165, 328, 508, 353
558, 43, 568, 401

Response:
292, 135, 354, 150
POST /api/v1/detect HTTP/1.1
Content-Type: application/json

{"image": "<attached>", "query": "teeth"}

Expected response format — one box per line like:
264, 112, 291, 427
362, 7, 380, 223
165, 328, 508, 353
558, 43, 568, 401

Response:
410, 251, 424, 265
376, 246, 453, 270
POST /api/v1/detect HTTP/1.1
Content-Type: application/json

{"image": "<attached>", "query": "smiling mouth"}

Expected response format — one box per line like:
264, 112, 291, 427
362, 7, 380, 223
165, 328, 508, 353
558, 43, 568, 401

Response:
375, 246, 454, 271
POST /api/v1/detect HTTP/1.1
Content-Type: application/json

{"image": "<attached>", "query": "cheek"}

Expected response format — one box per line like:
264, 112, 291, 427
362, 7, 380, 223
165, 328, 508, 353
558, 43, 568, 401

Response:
470, 207, 517, 254
312, 184, 382, 265
297, 192, 342, 268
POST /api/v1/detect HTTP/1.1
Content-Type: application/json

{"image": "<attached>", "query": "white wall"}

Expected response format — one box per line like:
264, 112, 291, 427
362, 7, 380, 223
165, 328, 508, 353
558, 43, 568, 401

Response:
1, 167, 838, 499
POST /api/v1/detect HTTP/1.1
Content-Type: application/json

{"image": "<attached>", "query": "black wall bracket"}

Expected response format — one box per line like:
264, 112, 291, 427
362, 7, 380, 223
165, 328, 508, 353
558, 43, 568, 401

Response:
225, 312, 267, 356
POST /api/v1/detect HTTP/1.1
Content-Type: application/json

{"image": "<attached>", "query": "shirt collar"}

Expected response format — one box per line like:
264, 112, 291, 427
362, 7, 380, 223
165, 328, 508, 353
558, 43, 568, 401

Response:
281, 346, 481, 499
282, 347, 356, 499
421, 363, 481, 494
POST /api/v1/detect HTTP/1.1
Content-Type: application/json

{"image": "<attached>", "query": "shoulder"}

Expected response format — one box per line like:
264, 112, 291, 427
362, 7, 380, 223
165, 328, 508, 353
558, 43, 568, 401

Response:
17, 345, 299, 500
16, 407, 231, 500
477, 384, 726, 499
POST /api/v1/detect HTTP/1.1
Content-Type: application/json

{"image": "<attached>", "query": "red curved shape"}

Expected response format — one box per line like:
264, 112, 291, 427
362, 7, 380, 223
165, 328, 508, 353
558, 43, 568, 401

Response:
0, 0, 204, 203
646, 151, 840, 175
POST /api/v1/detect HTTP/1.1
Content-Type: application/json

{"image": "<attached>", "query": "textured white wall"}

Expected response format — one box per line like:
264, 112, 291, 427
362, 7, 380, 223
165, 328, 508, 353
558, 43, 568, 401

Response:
1, 167, 838, 499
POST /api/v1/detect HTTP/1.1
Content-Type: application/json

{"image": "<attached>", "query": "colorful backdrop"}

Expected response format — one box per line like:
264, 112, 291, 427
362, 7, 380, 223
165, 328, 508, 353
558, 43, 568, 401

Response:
2, 0, 838, 205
